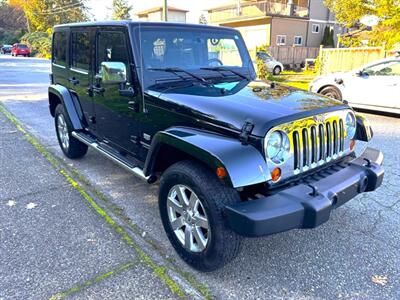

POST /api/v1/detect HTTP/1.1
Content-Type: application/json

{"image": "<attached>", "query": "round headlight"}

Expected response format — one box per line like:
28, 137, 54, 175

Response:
265, 131, 290, 164
345, 111, 356, 139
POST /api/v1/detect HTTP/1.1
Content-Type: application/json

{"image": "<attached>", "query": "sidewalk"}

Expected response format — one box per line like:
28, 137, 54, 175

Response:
0, 112, 177, 299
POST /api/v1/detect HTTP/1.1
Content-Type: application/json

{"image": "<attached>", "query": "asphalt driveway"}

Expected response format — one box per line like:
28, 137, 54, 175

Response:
1, 54, 399, 299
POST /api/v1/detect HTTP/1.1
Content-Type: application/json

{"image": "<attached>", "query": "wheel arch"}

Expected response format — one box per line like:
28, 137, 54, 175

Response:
144, 127, 271, 188
48, 84, 84, 130
317, 84, 343, 98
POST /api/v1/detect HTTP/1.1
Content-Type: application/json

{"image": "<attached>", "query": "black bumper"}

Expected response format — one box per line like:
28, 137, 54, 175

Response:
225, 147, 384, 237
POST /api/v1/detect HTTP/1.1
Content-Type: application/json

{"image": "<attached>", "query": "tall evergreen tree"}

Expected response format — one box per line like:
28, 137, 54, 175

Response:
112, 0, 132, 20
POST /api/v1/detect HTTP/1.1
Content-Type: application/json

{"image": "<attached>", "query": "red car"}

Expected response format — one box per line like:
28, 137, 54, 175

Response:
11, 43, 31, 57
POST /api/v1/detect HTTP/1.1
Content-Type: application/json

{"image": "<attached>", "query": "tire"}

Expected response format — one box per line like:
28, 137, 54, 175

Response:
159, 160, 242, 272
273, 66, 282, 75
319, 86, 342, 101
54, 104, 88, 159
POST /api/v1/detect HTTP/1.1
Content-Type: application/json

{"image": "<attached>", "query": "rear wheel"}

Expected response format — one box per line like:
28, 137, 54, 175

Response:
159, 160, 242, 272
54, 104, 88, 159
319, 86, 342, 100
273, 66, 282, 75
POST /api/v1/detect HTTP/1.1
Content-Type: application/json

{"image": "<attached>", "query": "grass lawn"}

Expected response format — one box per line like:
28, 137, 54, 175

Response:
269, 70, 317, 91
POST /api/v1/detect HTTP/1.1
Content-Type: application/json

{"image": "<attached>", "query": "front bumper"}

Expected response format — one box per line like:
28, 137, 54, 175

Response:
225, 147, 384, 237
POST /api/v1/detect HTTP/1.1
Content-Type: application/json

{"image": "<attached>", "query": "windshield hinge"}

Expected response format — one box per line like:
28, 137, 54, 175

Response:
239, 119, 254, 145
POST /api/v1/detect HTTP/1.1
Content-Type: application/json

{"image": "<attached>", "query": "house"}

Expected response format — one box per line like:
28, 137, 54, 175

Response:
135, 6, 188, 23
207, 0, 345, 50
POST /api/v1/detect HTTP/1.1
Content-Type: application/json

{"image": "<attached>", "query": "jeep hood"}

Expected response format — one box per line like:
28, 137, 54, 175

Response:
146, 80, 349, 137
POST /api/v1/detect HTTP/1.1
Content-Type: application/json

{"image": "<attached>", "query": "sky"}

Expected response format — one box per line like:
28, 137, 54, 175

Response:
86, 0, 233, 24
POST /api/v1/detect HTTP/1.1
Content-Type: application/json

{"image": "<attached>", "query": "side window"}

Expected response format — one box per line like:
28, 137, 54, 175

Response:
96, 31, 130, 78
276, 35, 286, 46
52, 31, 67, 66
364, 61, 400, 76
71, 31, 90, 71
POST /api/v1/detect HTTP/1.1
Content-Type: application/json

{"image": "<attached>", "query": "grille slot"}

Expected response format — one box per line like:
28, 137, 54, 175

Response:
293, 118, 345, 172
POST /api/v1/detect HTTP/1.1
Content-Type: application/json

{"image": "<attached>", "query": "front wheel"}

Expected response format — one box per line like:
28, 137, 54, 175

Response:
54, 104, 88, 159
273, 66, 282, 75
159, 161, 242, 272
319, 86, 342, 101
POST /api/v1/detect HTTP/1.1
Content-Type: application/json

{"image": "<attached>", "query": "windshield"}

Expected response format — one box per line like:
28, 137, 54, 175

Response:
18, 44, 28, 49
136, 26, 253, 88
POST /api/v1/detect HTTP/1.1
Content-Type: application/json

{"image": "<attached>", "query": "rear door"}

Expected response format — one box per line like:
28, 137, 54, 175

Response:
68, 28, 95, 129
92, 28, 142, 153
51, 30, 69, 88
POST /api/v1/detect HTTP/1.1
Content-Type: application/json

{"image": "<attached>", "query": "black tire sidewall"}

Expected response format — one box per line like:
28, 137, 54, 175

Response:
273, 66, 281, 75
54, 104, 88, 159
321, 86, 342, 100
159, 161, 241, 271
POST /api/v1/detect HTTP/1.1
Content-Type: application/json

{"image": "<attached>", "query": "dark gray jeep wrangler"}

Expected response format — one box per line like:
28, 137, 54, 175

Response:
48, 21, 384, 271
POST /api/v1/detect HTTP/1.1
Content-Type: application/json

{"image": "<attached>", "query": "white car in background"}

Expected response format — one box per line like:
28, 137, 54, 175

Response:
256, 51, 284, 75
310, 57, 400, 114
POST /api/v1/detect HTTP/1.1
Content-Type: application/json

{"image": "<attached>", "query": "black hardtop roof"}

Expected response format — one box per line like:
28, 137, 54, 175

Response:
53, 20, 237, 32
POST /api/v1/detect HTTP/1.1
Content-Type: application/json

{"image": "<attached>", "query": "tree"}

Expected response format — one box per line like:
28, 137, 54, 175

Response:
324, 0, 400, 49
199, 14, 207, 24
112, 0, 132, 20
9, 0, 88, 33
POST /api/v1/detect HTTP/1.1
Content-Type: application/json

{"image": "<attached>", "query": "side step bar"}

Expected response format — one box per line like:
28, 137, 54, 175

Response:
71, 131, 151, 182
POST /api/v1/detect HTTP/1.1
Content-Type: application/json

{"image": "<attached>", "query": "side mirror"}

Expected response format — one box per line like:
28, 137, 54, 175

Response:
356, 70, 364, 77
99, 61, 127, 84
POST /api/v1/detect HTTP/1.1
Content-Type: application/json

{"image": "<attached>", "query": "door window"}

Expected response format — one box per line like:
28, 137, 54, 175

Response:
52, 31, 67, 66
96, 31, 130, 79
71, 31, 90, 71
363, 61, 400, 76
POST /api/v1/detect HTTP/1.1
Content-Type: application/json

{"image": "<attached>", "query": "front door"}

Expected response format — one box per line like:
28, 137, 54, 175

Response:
92, 29, 141, 153
346, 60, 400, 110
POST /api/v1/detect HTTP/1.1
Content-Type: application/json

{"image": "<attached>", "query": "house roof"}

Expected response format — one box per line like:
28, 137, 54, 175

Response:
136, 6, 188, 17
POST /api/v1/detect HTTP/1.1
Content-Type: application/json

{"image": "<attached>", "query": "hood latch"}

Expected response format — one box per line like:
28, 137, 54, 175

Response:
239, 119, 254, 145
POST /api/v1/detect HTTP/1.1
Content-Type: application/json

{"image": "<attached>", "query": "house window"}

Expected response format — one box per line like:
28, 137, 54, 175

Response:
276, 35, 286, 46
312, 24, 320, 33
294, 36, 303, 46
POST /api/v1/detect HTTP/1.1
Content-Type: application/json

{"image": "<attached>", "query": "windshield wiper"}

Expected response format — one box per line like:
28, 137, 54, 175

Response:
200, 66, 250, 81
148, 67, 210, 84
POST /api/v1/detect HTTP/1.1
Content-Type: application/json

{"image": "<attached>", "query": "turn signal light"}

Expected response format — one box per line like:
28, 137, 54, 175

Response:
216, 167, 227, 179
350, 139, 356, 151
271, 167, 281, 182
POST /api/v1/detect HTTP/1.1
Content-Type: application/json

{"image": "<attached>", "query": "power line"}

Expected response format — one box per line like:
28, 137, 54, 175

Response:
37, 1, 85, 14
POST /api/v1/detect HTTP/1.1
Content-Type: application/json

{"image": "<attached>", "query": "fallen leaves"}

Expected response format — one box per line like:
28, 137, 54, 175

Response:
371, 275, 388, 286
6, 200, 16, 207
26, 202, 38, 209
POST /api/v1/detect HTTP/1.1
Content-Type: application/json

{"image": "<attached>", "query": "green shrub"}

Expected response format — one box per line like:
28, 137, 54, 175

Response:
20, 31, 51, 58
255, 44, 274, 80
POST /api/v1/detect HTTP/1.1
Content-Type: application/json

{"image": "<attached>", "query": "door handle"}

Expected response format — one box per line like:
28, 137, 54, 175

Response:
68, 77, 79, 85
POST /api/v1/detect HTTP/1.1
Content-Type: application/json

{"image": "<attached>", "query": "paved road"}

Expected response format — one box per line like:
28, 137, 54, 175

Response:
0, 107, 178, 299
1, 55, 399, 299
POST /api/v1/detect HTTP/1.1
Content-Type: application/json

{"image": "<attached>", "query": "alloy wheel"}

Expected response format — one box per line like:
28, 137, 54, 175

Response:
57, 114, 69, 150
167, 184, 210, 252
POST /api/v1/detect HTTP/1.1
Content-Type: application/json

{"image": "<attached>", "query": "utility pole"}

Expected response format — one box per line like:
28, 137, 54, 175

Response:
163, 0, 168, 22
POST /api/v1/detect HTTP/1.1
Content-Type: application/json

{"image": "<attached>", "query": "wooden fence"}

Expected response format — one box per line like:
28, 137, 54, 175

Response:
317, 46, 388, 75
249, 46, 320, 66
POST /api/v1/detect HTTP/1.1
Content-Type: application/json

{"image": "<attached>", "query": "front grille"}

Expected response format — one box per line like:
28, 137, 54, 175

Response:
293, 119, 345, 172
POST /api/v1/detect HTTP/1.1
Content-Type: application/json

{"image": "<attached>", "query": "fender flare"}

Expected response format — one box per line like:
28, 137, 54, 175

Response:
48, 84, 83, 130
355, 113, 373, 142
143, 127, 271, 188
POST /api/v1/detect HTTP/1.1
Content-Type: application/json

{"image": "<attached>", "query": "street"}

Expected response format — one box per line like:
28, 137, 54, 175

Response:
1, 55, 399, 299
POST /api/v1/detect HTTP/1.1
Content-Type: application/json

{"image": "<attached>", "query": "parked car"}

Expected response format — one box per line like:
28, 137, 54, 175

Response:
11, 43, 31, 57
0, 44, 12, 54
310, 57, 400, 114
48, 21, 384, 271
256, 51, 284, 75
